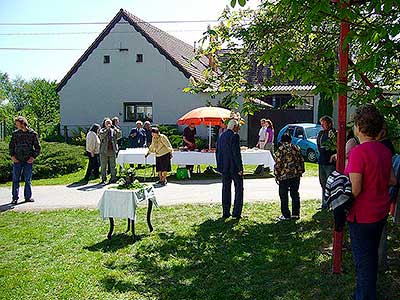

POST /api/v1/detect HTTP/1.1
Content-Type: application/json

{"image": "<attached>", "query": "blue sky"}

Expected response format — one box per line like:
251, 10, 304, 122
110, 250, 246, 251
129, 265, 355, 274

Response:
0, 0, 259, 82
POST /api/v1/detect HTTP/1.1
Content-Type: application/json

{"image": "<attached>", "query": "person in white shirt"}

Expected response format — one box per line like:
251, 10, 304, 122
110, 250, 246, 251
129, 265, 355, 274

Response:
84, 123, 101, 181
257, 119, 267, 149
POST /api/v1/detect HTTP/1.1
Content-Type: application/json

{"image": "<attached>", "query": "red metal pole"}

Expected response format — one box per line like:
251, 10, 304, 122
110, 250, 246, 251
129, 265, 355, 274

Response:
333, 7, 350, 274
348, 59, 386, 102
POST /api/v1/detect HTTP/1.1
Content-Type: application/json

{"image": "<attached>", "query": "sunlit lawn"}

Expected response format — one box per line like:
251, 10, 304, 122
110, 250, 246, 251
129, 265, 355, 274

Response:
0, 200, 399, 300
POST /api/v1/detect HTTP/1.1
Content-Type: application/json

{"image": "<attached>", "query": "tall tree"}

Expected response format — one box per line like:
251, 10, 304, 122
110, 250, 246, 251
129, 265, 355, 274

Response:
26, 79, 59, 136
0, 72, 12, 105
10, 77, 31, 112
188, 0, 400, 124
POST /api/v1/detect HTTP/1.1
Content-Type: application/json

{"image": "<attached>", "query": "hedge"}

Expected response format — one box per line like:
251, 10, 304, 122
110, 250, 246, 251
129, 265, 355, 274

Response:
157, 125, 208, 149
0, 142, 86, 183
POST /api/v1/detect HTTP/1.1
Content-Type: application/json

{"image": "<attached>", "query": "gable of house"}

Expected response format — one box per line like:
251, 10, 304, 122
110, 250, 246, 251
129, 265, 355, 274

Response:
57, 9, 208, 92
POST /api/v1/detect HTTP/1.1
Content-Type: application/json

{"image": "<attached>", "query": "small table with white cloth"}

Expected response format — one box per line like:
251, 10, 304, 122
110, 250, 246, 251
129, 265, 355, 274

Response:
98, 186, 158, 240
117, 148, 275, 171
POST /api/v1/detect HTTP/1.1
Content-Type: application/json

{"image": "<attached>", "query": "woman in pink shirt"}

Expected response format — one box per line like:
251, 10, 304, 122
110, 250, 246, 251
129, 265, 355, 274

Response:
345, 104, 396, 300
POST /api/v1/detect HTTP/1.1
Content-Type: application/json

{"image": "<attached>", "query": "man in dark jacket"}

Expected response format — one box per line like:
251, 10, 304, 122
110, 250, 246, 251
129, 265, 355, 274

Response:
9, 116, 41, 204
144, 121, 152, 146
317, 116, 336, 209
216, 119, 244, 219
129, 120, 146, 148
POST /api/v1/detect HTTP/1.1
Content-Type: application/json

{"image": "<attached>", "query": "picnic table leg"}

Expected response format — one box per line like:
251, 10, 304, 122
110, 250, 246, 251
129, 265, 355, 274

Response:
107, 217, 114, 240
131, 219, 135, 240
126, 218, 131, 232
147, 199, 154, 232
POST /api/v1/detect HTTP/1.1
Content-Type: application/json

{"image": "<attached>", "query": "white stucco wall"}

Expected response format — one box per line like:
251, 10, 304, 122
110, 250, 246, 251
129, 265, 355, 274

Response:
59, 20, 214, 138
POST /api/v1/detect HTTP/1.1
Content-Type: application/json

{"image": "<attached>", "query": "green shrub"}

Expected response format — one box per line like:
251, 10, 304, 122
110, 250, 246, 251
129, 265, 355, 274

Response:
196, 137, 208, 149
0, 142, 86, 182
42, 124, 65, 143
0, 142, 13, 182
157, 124, 208, 149
69, 127, 88, 146
119, 137, 130, 150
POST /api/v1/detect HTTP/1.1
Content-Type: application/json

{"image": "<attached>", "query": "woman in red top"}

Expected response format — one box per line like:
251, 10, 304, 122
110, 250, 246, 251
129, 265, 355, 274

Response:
345, 104, 396, 300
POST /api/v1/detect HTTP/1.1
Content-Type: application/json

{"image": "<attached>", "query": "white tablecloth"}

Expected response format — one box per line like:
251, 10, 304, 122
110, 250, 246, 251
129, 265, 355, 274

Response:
117, 148, 275, 170
98, 186, 158, 220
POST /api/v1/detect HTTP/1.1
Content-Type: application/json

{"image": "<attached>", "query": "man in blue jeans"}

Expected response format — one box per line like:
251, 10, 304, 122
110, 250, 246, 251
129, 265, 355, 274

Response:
9, 116, 41, 204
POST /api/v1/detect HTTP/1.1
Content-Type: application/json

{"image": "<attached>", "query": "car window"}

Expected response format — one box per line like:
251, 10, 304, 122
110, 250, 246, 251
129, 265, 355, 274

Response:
295, 127, 305, 137
287, 126, 295, 136
305, 127, 321, 139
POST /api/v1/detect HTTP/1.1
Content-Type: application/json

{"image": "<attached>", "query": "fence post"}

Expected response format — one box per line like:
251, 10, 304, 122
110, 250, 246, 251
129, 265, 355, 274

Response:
63, 125, 68, 143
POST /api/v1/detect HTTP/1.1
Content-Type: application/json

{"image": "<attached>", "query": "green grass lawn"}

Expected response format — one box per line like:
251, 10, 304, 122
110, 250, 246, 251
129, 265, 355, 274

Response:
0, 201, 399, 300
0, 162, 318, 187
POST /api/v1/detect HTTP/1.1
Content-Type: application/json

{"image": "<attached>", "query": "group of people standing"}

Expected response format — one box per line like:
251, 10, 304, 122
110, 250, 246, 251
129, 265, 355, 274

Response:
218, 116, 304, 220
256, 118, 274, 151
85, 117, 175, 186
218, 105, 399, 300
343, 105, 397, 300
85, 117, 122, 184
7, 104, 399, 299
316, 108, 398, 300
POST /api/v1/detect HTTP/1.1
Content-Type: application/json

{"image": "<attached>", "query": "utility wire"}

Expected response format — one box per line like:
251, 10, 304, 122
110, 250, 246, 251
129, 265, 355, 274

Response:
0, 47, 86, 51
0, 29, 205, 36
0, 20, 219, 26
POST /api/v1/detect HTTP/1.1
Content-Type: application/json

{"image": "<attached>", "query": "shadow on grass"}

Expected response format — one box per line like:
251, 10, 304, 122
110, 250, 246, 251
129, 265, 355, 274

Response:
84, 233, 138, 253
98, 212, 338, 299
98, 209, 400, 300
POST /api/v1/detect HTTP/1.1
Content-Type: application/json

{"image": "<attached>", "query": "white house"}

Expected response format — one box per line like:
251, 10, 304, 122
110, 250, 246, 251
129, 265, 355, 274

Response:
58, 8, 320, 146
57, 9, 215, 138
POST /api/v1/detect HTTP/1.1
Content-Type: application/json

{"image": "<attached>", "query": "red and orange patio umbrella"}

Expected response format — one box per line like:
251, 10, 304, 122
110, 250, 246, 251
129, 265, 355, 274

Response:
177, 106, 232, 126
177, 106, 232, 149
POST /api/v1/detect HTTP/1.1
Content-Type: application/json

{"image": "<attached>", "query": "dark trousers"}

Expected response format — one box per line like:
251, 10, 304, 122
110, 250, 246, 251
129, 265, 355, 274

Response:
12, 161, 33, 201
319, 164, 336, 208
222, 173, 244, 217
278, 177, 300, 218
85, 153, 100, 180
349, 218, 386, 300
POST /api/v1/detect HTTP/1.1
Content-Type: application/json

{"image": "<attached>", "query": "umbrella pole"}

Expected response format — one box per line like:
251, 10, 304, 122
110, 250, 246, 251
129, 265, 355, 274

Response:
143, 155, 147, 182
208, 123, 212, 150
